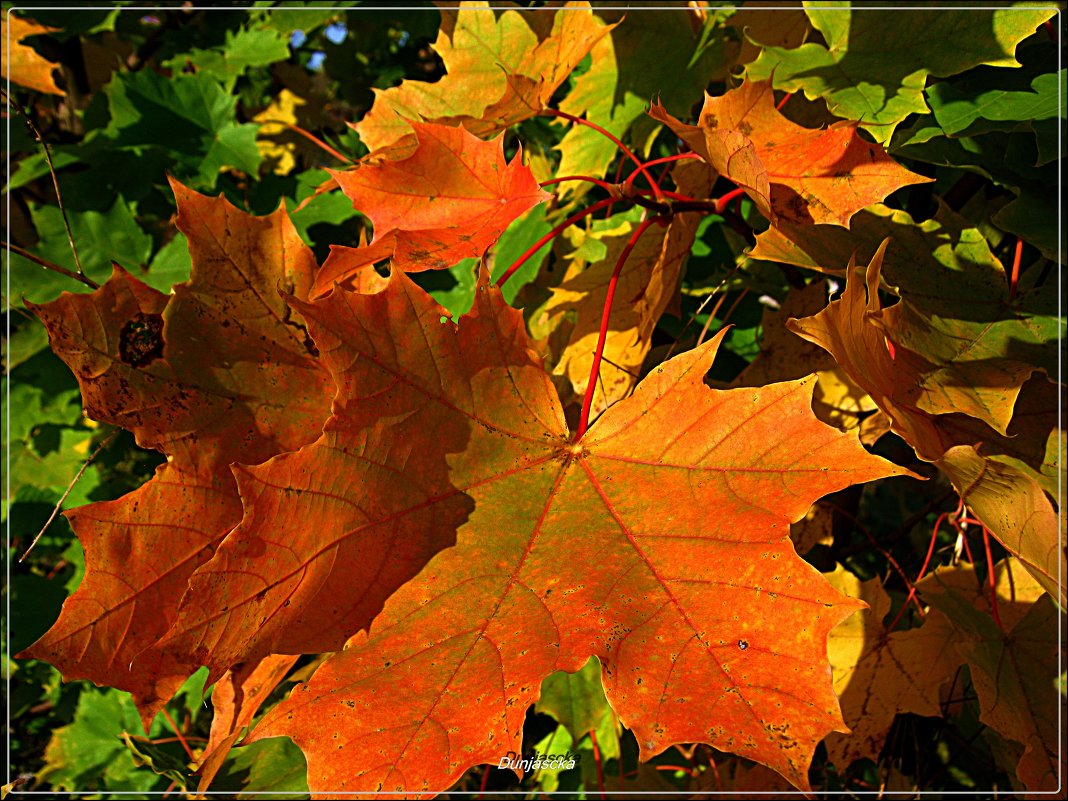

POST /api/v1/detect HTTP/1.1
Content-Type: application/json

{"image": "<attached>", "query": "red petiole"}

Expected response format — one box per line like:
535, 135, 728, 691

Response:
544, 108, 664, 201
574, 215, 666, 440
1008, 237, 1023, 302
495, 197, 615, 289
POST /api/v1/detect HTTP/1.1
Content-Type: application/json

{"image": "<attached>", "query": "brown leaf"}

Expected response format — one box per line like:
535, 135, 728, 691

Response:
822, 566, 962, 769
788, 245, 1065, 605
918, 563, 1063, 792
19, 180, 332, 722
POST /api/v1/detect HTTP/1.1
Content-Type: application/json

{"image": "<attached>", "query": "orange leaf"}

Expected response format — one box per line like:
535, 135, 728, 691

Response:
18, 180, 332, 723
2, 15, 63, 95
324, 122, 548, 280
196, 654, 300, 794
650, 79, 932, 226
183, 269, 914, 794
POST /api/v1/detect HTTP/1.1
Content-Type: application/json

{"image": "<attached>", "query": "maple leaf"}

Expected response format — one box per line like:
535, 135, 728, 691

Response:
319, 121, 548, 283
788, 245, 1065, 605
19, 179, 332, 722
354, 2, 611, 153
541, 161, 715, 416
1, 15, 63, 95
746, 6, 1056, 142
821, 566, 962, 769
650, 79, 932, 227
752, 203, 1060, 433
160, 269, 913, 794
918, 562, 1062, 793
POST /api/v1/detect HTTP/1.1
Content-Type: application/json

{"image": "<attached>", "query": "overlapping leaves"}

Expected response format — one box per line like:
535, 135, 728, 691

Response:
12, 2, 1062, 798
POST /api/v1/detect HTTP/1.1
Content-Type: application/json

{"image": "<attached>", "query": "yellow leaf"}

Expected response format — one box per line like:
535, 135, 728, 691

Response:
252, 89, 304, 175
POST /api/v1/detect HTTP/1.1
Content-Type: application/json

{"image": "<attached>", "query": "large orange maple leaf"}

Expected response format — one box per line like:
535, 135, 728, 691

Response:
159, 268, 909, 794
19, 179, 333, 722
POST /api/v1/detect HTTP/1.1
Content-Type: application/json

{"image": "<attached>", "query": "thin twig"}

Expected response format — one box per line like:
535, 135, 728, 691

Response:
2, 88, 86, 279
4, 240, 100, 291
19, 430, 118, 562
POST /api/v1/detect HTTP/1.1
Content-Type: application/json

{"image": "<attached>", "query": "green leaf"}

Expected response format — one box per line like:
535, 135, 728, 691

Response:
211, 738, 310, 799
37, 688, 160, 792
164, 27, 290, 90
9, 199, 153, 306
529, 725, 577, 794
926, 71, 1063, 139
411, 258, 478, 321
536, 656, 618, 752
555, 9, 724, 193
993, 184, 1063, 263
102, 69, 261, 184
3, 318, 51, 372
121, 733, 190, 790
747, 4, 1055, 142
490, 204, 555, 304
145, 234, 193, 293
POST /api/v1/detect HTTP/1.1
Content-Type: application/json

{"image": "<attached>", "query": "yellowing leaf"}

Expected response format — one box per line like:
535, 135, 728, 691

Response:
918, 562, 1063, 792
252, 89, 304, 175
822, 567, 962, 769
355, 2, 611, 152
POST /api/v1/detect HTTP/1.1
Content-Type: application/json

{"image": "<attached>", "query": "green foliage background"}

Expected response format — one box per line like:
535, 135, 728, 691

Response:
3, 2, 1062, 797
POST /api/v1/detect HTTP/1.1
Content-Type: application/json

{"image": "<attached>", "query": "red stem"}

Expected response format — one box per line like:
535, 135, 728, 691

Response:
714, 187, 746, 214
544, 108, 663, 200
606, 155, 628, 217
476, 764, 490, 798
886, 508, 948, 633
634, 187, 701, 203
981, 525, 1003, 630
495, 197, 614, 289
1008, 237, 1023, 302
589, 729, 606, 799
776, 91, 794, 111
622, 152, 701, 194
575, 216, 664, 440
540, 175, 620, 192
160, 707, 195, 762
259, 118, 353, 163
